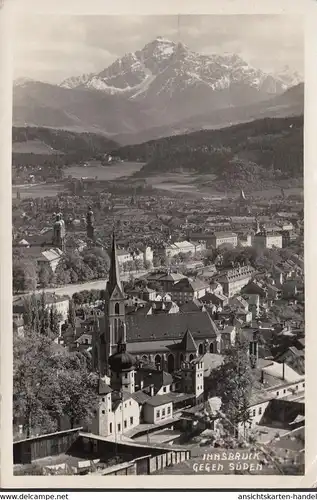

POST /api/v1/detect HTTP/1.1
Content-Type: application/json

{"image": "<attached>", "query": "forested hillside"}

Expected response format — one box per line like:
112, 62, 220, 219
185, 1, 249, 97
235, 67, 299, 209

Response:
111, 116, 303, 189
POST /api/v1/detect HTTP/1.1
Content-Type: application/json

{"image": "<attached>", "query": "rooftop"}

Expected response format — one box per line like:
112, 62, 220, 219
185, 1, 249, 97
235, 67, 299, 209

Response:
145, 392, 195, 408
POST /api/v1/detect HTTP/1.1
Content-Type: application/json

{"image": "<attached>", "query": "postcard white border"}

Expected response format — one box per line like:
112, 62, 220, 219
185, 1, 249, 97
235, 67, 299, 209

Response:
1, 0, 316, 489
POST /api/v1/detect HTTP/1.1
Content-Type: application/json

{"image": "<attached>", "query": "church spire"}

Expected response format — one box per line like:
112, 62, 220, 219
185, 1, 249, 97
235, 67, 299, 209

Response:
107, 231, 122, 297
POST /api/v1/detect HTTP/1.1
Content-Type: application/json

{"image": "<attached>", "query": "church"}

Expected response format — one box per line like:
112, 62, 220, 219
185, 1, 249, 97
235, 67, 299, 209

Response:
92, 233, 232, 377
89, 233, 207, 438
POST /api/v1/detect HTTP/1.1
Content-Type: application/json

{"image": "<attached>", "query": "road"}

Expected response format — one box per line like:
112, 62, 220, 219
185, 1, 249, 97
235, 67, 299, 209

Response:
13, 270, 149, 299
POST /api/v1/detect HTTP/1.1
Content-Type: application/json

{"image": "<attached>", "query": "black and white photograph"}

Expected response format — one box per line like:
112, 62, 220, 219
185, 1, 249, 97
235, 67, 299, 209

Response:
10, 11, 305, 478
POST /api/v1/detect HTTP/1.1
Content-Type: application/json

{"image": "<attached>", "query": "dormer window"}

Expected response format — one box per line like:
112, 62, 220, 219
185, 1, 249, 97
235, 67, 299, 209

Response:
115, 303, 120, 315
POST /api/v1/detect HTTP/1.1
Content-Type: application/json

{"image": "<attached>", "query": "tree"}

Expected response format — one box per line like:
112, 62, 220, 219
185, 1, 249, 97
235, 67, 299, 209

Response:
13, 330, 58, 437
50, 307, 60, 338
13, 329, 99, 437
206, 334, 253, 436
13, 258, 38, 293
22, 296, 34, 329
68, 299, 76, 330
38, 265, 53, 288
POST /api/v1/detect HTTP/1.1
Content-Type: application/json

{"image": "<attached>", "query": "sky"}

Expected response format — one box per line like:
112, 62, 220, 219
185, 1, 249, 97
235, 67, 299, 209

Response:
12, 14, 304, 84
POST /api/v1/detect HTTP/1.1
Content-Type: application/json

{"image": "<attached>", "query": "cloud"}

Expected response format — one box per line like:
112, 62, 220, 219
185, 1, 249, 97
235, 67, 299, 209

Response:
12, 14, 303, 82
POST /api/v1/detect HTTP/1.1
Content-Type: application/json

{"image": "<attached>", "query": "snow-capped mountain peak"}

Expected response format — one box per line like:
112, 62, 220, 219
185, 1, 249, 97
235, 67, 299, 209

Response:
60, 72, 95, 89
58, 37, 295, 105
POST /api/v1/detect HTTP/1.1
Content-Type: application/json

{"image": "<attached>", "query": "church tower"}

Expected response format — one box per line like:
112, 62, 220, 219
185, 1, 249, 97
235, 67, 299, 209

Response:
109, 322, 136, 394
103, 232, 126, 374
52, 213, 66, 252
86, 206, 95, 241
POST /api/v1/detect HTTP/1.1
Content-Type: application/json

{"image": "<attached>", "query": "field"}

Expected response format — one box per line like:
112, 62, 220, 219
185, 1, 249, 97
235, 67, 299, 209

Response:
146, 172, 303, 199
64, 161, 144, 181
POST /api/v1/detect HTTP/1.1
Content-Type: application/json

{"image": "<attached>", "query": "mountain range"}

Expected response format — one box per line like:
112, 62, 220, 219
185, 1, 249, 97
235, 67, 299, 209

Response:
13, 36, 304, 145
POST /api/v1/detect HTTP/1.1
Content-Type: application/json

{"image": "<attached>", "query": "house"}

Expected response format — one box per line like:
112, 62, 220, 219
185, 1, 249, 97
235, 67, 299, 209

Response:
243, 294, 260, 319
143, 395, 174, 424
216, 266, 254, 298
208, 232, 238, 249
116, 246, 153, 267
23, 246, 63, 273
200, 291, 228, 308
169, 277, 211, 304
90, 381, 140, 438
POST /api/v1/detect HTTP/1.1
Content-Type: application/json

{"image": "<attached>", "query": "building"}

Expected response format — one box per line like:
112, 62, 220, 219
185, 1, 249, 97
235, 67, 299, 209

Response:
90, 240, 208, 438
208, 232, 238, 249
52, 213, 66, 252
253, 231, 283, 249
157, 240, 205, 259
168, 277, 210, 304
23, 247, 63, 273
216, 266, 254, 298
116, 246, 153, 268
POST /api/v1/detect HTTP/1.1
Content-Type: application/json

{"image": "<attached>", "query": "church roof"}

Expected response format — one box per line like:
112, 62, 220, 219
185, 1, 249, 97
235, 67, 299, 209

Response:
178, 329, 197, 352
99, 310, 220, 343
106, 232, 123, 297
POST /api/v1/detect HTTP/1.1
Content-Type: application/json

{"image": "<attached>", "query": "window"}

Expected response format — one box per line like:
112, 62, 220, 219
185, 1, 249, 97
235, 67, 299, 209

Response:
252, 409, 256, 417
156, 410, 160, 419
102, 398, 105, 402
259, 407, 262, 415
109, 423, 113, 434
163, 387, 167, 393
115, 302, 120, 315
124, 420, 127, 429
102, 410, 105, 414
118, 423, 121, 432
296, 385, 298, 390
129, 401, 131, 406
283, 389, 286, 394
130, 417, 133, 425
276, 391, 279, 396
125, 403, 127, 408
167, 406, 171, 415
162, 408, 166, 417
124, 385, 128, 389
124, 373, 128, 379
303, 383, 305, 388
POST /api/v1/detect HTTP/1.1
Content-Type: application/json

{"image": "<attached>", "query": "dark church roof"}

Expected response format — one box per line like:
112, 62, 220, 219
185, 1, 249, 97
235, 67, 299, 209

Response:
109, 349, 136, 373
177, 329, 197, 352
98, 310, 219, 343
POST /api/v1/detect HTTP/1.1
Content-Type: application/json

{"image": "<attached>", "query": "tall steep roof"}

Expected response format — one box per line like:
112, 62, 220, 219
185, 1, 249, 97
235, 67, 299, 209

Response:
178, 329, 198, 352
